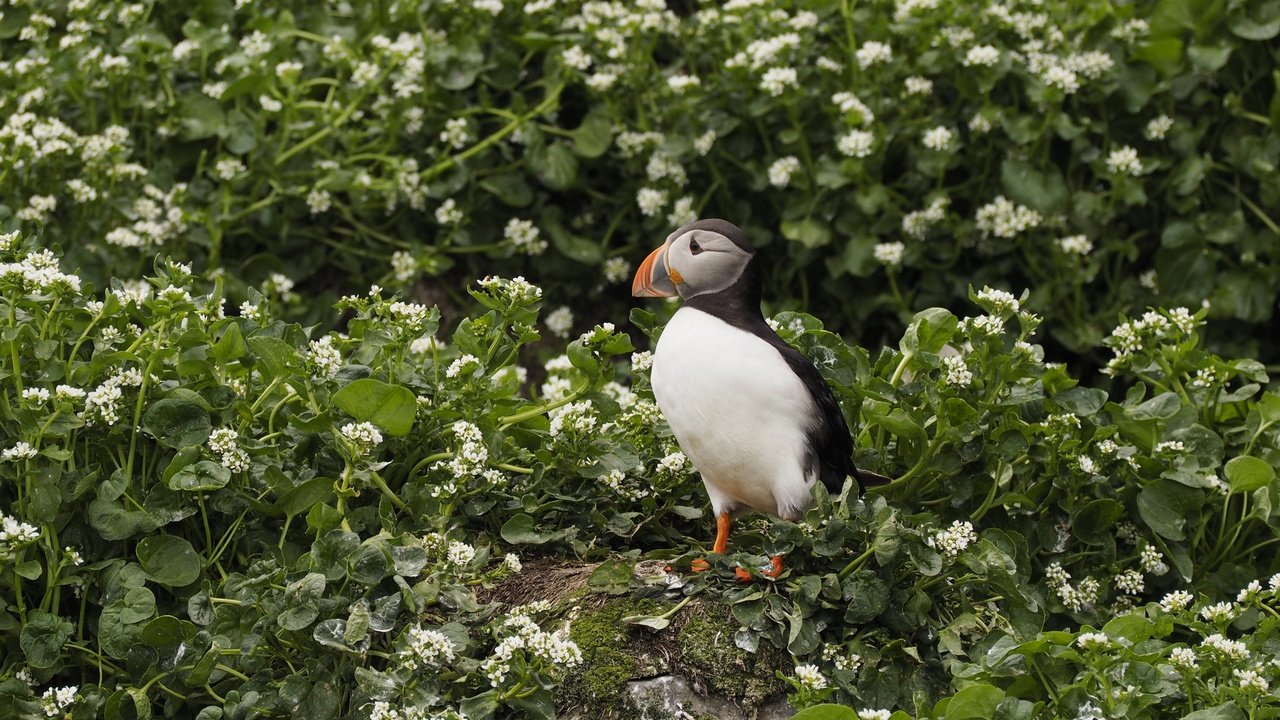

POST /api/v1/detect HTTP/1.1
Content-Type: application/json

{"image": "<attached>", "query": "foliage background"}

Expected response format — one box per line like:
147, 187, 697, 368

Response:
2, 0, 1280, 718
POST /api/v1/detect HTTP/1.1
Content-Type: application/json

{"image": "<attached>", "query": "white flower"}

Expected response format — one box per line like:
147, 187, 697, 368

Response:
64, 546, 83, 566
857, 711, 891, 720
562, 46, 592, 71
306, 188, 332, 215
1042, 66, 1079, 94
873, 241, 905, 268
603, 257, 632, 284
942, 355, 972, 386
667, 196, 697, 226
1076, 632, 1110, 650
904, 76, 933, 95
1145, 115, 1174, 140
658, 451, 687, 474
1201, 633, 1249, 661
446, 354, 481, 379
838, 130, 876, 158
855, 41, 893, 68
38, 686, 78, 717
504, 553, 522, 573
793, 664, 827, 691
694, 130, 717, 156
902, 197, 949, 239
636, 187, 667, 217
260, 95, 283, 112
275, 61, 303, 80
305, 335, 342, 380
21, 387, 50, 405
630, 351, 653, 373
1199, 601, 1236, 624
1105, 146, 1143, 176
760, 66, 798, 96
1168, 647, 1197, 669
976, 287, 1020, 313
440, 117, 471, 149
975, 196, 1042, 238
1139, 546, 1167, 575
768, 156, 801, 188
1113, 569, 1144, 595
832, 92, 875, 124
340, 422, 384, 454
969, 113, 994, 134
667, 74, 700, 93
1058, 235, 1093, 256
504, 218, 546, 255
3, 442, 39, 461
401, 626, 455, 669
963, 45, 1000, 66
446, 541, 476, 566
922, 125, 953, 151
545, 306, 574, 338
1160, 590, 1194, 612
928, 520, 977, 558
1235, 668, 1269, 693
1237, 580, 1263, 603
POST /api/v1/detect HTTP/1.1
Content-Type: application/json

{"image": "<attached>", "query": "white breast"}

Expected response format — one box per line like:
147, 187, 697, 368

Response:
651, 307, 817, 520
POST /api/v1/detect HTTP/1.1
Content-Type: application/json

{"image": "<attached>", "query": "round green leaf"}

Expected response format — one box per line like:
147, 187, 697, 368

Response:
944, 683, 1006, 720
136, 535, 202, 587
142, 398, 212, 449
168, 460, 231, 492
20, 610, 73, 669
331, 378, 417, 437
1225, 455, 1275, 493
792, 705, 858, 720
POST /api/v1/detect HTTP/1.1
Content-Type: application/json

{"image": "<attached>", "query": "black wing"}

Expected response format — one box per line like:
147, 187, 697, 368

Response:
753, 327, 858, 494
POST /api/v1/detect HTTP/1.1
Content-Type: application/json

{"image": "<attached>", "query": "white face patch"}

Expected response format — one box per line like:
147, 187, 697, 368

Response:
664, 229, 753, 299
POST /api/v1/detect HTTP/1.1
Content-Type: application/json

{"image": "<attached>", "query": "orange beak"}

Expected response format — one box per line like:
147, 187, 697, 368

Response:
632, 240, 678, 297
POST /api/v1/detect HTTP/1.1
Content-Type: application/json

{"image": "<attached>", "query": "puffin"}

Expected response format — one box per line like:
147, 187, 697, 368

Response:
632, 218, 888, 579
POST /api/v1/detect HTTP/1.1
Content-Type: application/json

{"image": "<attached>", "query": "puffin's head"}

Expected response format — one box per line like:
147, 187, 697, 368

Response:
631, 219, 756, 300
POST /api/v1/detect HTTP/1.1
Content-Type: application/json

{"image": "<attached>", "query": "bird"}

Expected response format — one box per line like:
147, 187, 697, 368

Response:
632, 218, 889, 580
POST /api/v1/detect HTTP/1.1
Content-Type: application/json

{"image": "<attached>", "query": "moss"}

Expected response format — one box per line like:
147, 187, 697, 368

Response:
561, 595, 670, 714
675, 603, 787, 712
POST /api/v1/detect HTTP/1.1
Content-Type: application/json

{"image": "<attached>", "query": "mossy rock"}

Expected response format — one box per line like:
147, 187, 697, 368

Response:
559, 595, 789, 718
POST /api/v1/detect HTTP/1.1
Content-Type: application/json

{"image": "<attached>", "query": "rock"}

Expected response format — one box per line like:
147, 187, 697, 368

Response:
620, 675, 794, 720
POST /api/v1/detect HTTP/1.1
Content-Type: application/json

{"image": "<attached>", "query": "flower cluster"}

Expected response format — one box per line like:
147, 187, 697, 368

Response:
479, 612, 583, 688
1, 511, 41, 561
927, 520, 977, 559
208, 428, 251, 473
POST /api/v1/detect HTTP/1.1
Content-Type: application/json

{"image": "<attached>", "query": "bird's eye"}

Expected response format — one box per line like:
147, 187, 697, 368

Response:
688, 238, 704, 255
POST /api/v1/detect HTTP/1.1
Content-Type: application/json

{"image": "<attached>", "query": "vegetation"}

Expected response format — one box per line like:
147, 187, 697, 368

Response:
2, 0, 1279, 718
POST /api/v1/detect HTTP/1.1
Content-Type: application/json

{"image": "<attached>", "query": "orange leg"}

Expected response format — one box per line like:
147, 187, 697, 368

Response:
692, 512, 732, 572
735, 554, 784, 582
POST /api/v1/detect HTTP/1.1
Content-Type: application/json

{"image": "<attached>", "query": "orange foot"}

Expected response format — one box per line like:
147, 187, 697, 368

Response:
735, 555, 784, 582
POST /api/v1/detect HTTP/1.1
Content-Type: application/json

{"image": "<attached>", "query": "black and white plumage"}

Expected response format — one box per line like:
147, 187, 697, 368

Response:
633, 219, 884, 533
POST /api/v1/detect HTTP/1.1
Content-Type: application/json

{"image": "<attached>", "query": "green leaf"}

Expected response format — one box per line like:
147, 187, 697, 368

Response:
331, 378, 417, 437
1229, 8, 1280, 40
570, 108, 613, 158
1225, 455, 1275, 493
177, 93, 225, 141
901, 308, 958, 357
530, 142, 578, 190
780, 218, 832, 249
1000, 159, 1068, 214
478, 173, 534, 207
210, 322, 246, 363
136, 535, 202, 587
842, 570, 890, 623
1073, 499, 1125, 545
1137, 481, 1198, 540
587, 557, 634, 595
20, 610, 73, 669
168, 460, 232, 492
1053, 387, 1108, 416
792, 705, 859, 720
142, 398, 213, 448
945, 683, 1006, 720
1183, 703, 1246, 720
500, 514, 553, 544
277, 477, 336, 517
1127, 392, 1182, 421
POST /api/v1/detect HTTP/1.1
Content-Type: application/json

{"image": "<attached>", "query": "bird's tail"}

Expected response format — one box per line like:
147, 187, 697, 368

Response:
853, 468, 893, 491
